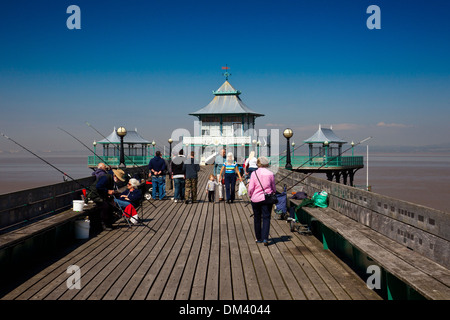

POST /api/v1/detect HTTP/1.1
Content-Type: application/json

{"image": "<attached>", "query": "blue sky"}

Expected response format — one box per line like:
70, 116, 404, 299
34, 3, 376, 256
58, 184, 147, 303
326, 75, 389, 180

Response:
0, 0, 449, 154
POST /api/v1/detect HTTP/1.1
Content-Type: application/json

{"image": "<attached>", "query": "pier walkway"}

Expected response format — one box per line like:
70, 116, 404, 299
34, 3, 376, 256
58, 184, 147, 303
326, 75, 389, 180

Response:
1, 166, 381, 300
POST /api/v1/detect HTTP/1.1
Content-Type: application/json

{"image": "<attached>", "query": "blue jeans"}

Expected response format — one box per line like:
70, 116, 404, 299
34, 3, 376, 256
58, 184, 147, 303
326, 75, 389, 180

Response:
251, 201, 272, 241
173, 178, 185, 200
114, 198, 131, 210
152, 176, 166, 200
224, 173, 236, 201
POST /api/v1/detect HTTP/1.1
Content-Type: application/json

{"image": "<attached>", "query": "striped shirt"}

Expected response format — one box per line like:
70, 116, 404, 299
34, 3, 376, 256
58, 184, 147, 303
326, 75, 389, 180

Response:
223, 162, 237, 174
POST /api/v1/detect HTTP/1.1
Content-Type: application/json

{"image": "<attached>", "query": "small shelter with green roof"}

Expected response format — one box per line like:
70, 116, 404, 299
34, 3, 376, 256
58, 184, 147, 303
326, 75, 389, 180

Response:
88, 127, 152, 168
285, 125, 364, 186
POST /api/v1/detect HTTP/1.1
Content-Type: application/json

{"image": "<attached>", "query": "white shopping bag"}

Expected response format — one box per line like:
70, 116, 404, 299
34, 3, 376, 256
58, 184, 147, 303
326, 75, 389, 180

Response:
238, 181, 247, 196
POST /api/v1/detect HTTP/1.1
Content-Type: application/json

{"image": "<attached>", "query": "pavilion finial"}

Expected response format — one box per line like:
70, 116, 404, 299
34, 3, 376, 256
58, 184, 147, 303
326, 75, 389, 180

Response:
222, 65, 231, 80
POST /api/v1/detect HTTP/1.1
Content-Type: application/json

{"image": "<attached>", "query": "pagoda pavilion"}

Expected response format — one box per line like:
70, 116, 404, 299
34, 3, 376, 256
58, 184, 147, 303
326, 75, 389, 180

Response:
290, 125, 364, 186
184, 73, 265, 164
88, 127, 152, 168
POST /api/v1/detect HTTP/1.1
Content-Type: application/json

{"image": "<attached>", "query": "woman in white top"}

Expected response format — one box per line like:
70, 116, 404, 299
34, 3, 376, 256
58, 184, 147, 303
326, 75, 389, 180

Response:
244, 151, 258, 178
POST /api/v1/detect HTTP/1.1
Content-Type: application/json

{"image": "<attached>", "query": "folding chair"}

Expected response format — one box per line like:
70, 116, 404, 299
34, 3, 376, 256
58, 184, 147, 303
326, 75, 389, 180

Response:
116, 180, 152, 228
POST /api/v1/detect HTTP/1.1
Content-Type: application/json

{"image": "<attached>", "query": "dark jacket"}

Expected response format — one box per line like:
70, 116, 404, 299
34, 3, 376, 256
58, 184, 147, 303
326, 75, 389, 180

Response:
87, 173, 114, 203
183, 157, 200, 179
120, 189, 142, 208
171, 155, 186, 177
91, 168, 107, 180
149, 156, 167, 176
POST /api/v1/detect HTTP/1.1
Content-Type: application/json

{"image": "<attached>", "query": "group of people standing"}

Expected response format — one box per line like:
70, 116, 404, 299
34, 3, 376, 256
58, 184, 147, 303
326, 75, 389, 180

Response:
91, 147, 276, 246
149, 150, 200, 204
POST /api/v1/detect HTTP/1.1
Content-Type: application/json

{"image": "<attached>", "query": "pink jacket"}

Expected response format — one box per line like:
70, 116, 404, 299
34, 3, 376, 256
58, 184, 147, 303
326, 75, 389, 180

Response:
248, 168, 276, 203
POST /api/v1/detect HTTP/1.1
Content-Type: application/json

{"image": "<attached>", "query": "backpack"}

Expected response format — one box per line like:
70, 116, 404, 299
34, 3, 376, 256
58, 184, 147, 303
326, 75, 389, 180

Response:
86, 174, 113, 204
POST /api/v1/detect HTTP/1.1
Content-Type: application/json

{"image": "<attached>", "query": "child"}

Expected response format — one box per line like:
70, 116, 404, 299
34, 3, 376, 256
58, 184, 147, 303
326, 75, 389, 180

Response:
205, 174, 219, 203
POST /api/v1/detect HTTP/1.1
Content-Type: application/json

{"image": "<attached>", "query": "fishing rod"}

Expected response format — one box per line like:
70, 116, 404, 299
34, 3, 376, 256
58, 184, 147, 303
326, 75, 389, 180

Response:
0, 132, 89, 191
275, 142, 307, 163
58, 127, 114, 169
85, 121, 154, 174
284, 136, 373, 193
85, 122, 156, 208
275, 142, 336, 186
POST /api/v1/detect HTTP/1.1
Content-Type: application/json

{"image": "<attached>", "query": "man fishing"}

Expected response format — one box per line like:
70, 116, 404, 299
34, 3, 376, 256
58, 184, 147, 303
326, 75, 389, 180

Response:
91, 169, 126, 231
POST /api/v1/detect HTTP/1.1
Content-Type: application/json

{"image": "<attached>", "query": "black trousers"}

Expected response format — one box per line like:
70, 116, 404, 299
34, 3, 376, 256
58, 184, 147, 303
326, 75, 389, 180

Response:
208, 190, 215, 202
251, 201, 272, 241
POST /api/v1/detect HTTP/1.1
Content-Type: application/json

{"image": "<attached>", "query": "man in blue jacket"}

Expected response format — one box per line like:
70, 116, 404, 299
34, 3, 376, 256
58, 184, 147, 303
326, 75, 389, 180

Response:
148, 151, 167, 200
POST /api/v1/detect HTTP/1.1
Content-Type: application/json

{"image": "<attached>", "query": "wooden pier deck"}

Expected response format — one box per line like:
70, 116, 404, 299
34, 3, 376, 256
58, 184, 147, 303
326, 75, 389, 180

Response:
0, 166, 381, 301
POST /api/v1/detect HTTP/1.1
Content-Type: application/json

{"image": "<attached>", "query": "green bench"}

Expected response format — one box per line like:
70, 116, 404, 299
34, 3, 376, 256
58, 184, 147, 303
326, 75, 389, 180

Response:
288, 197, 450, 300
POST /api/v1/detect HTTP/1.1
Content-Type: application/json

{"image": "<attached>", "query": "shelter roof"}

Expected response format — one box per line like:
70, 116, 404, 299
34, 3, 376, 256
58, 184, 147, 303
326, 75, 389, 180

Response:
304, 125, 347, 144
98, 128, 151, 144
189, 81, 264, 118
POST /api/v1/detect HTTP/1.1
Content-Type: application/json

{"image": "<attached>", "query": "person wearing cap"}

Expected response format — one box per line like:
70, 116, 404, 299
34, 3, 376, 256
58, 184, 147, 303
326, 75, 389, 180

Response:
114, 178, 142, 209
247, 156, 276, 246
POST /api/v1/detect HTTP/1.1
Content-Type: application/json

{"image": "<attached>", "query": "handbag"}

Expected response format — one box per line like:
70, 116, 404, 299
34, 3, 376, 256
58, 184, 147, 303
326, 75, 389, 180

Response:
254, 171, 278, 204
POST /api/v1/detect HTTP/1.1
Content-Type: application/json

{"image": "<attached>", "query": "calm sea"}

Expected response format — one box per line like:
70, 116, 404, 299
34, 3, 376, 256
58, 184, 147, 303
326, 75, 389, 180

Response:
0, 152, 449, 213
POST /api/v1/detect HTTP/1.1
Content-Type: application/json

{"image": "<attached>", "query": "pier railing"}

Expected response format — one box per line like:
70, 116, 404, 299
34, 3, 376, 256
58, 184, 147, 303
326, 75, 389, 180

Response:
0, 167, 146, 232
270, 155, 364, 168
276, 168, 450, 268
88, 155, 170, 167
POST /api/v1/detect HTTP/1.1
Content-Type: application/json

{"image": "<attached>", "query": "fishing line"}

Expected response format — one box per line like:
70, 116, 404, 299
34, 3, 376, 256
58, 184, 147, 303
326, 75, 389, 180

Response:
58, 127, 114, 169
85, 122, 158, 208
284, 136, 372, 192
0, 132, 89, 190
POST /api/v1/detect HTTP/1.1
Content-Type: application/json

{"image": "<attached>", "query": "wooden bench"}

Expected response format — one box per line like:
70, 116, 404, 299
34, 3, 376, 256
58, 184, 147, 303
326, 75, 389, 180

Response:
0, 203, 97, 286
288, 197, 450, 300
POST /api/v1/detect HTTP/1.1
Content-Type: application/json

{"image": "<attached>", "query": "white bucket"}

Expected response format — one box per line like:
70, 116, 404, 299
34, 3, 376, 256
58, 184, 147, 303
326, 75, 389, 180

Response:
74, 219, 90, 239
73, 200, 84, 212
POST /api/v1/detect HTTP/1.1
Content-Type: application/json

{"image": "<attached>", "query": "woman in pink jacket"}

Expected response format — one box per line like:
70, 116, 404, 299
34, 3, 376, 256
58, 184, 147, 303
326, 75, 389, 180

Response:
247, 156, 276, 246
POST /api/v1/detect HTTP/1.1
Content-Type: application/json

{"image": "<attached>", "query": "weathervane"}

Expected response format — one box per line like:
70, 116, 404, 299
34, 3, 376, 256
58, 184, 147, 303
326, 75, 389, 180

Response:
222, 65, 231, 80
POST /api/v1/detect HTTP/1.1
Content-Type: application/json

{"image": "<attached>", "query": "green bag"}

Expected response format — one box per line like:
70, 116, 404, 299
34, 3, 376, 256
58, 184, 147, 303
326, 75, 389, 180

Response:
312, 191, 328, 208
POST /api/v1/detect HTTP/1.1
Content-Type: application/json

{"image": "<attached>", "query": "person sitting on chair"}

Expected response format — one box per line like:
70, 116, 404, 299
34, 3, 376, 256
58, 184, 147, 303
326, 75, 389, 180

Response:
114, 178, 142, 209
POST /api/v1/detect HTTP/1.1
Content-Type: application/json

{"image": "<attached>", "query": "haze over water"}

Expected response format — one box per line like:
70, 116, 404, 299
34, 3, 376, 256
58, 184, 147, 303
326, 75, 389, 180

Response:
0, 152, 449, 213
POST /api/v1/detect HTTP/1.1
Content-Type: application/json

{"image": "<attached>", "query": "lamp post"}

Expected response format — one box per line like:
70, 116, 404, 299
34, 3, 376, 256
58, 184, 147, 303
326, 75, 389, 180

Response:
152, 141, 156, 156
168, 138, 173, 161
257, 140, 261, 158
324, 140, 329, 168
351, 141, 355, 156
117, 127, 127, 168
93, 141, 98, 166
291, 142, 295, 165
283, 128, 293, 170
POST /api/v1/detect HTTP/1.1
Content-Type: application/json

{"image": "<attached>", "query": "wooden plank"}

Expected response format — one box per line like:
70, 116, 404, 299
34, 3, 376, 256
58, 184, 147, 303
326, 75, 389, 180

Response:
225, 197, 248, 300
97, 204, 172, 300
301, 206, 450, 300
0, 167, 392, 301
235, 200, 278, 299
231, 198, 262, 300
324, 206, 450, 287
271, 213, 380, 300
239, 201, 292, 299
47, 201, 168, 300
174, 192, 210, 299
147, 195, 203, 299
127, 197, 195, 299
115, 200, 187, 300
61, 199, 171, 300
219, 199, 233, 299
